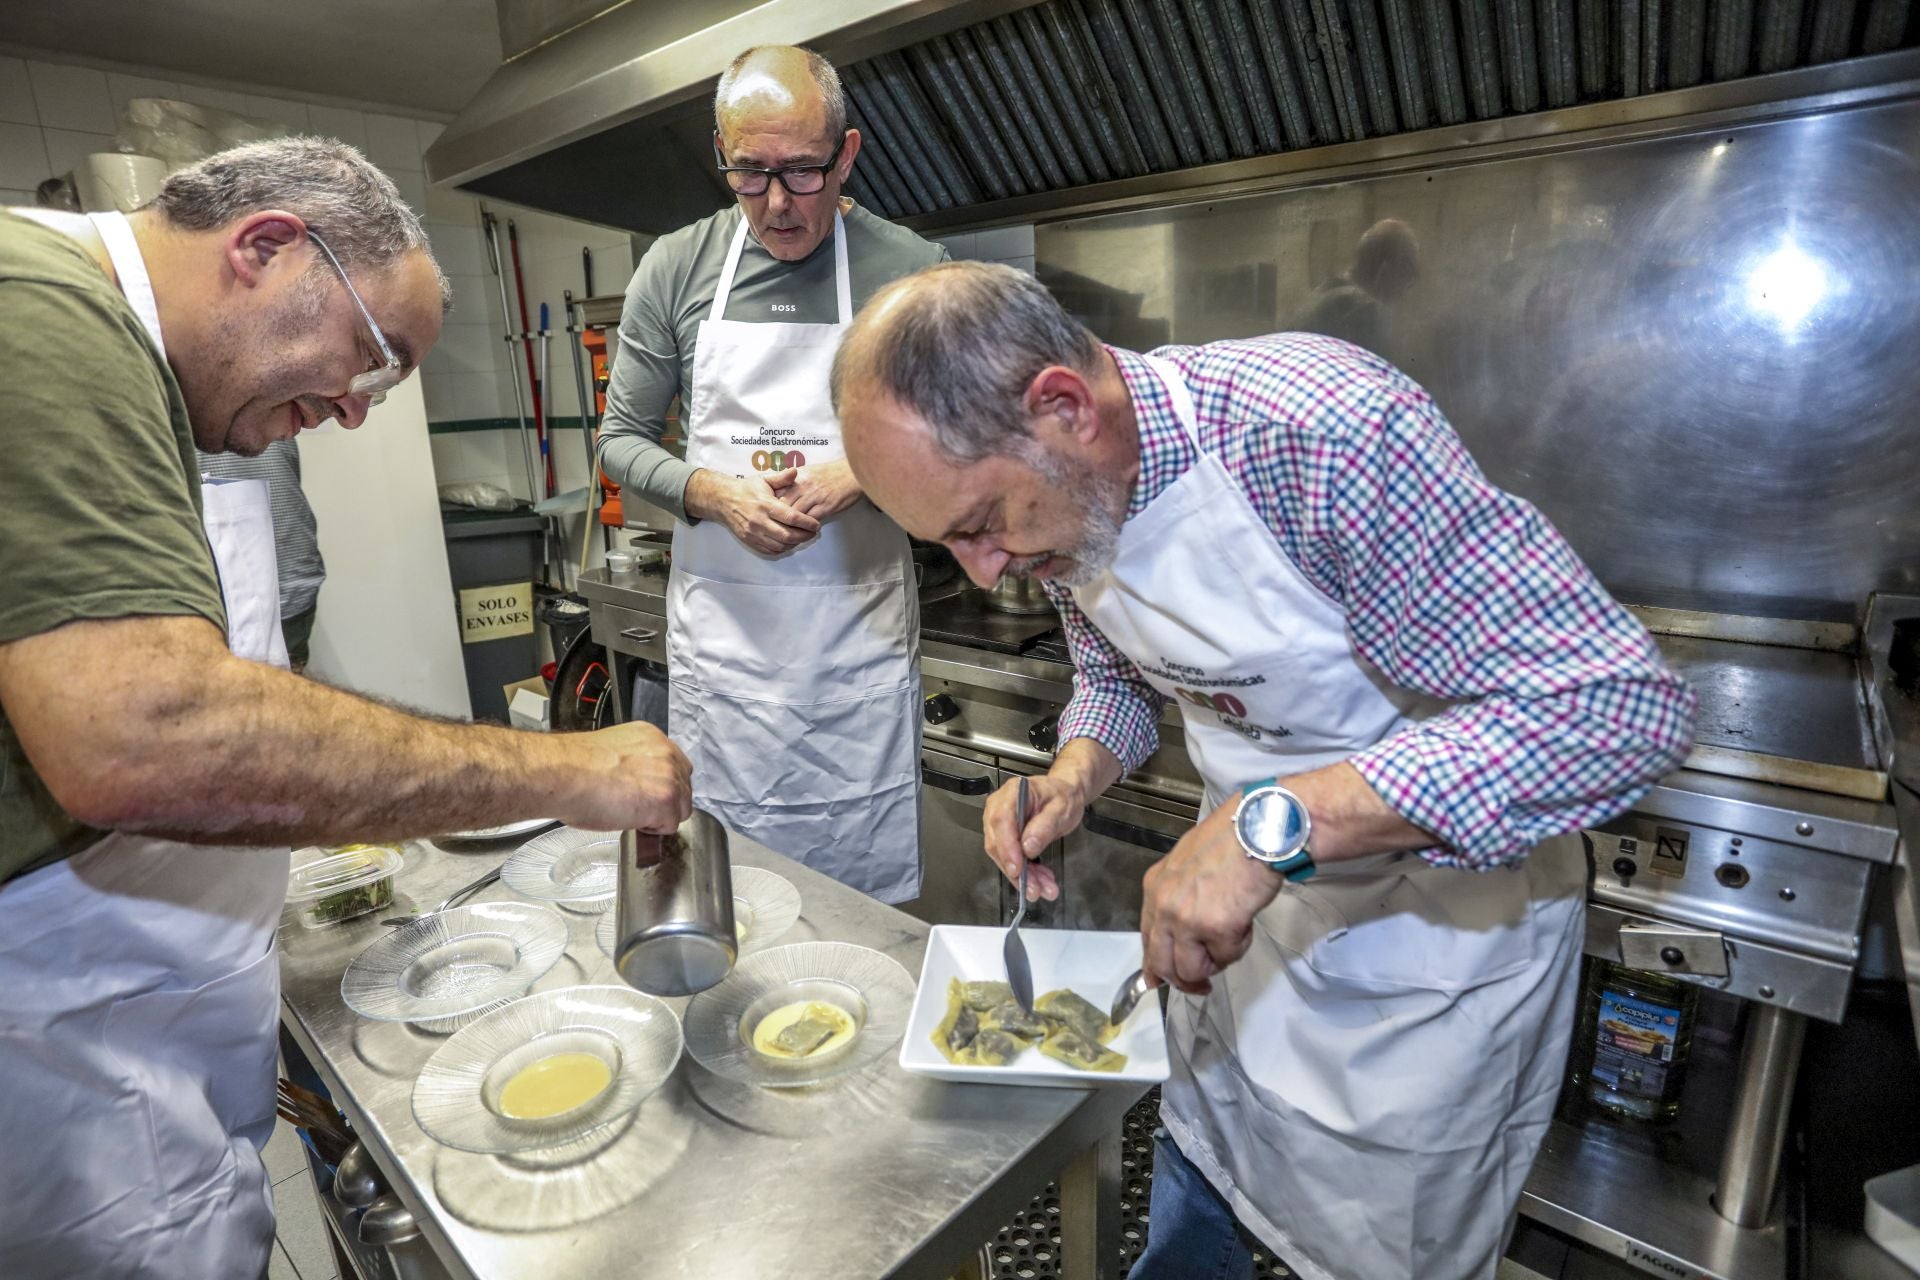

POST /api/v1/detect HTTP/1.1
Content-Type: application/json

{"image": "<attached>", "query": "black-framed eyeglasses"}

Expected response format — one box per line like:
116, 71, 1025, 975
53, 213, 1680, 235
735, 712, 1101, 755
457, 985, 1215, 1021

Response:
713, 133, 847, 197
308, 229, 404, 406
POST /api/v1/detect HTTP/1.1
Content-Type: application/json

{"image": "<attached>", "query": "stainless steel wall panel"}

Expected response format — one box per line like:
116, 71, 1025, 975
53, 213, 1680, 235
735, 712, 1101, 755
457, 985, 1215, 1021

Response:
988, 15, 1099, 185
1032, 93, 1920, 618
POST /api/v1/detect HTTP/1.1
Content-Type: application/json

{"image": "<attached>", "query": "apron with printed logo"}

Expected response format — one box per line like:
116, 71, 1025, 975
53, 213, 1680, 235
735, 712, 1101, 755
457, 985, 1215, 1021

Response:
1070, 355, 1585, 1280
667, 211, 921, 902
0, 210, 291, 1278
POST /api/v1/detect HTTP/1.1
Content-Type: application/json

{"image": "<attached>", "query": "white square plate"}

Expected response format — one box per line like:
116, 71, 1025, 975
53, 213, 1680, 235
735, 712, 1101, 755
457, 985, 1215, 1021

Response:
899, 925, 1169, 1088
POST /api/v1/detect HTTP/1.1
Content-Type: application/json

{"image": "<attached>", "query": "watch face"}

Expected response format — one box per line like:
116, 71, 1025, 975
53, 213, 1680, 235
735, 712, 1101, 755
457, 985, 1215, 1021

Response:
1241, 790, 1309, 861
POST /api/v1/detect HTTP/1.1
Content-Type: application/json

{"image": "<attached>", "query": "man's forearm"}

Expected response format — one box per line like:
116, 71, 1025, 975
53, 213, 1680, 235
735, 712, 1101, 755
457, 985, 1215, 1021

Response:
1053, 737, 1124, 807
107, 651, 582, 845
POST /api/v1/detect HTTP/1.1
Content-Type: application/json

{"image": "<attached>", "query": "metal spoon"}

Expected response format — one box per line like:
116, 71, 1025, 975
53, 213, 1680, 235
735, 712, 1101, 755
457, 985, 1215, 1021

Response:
381, 865, 502, 927
358, 1194, 421, 1246
1004, 777, 1036, 1016
332, 1141, 383, 1209
1109, 969, 1155, 1026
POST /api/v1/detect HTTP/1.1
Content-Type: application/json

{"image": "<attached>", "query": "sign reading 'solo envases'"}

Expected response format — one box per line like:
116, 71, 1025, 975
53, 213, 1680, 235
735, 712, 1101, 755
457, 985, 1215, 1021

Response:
458, 582, 534, 644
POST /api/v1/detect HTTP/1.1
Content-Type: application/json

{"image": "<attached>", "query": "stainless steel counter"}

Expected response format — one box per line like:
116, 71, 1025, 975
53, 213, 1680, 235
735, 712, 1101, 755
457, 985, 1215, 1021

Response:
279, 835, 1142, 1280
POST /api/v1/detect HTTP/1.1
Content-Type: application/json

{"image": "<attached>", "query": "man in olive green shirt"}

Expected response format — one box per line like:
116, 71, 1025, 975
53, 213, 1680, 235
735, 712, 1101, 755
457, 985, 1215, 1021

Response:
0, 139, 693, 1277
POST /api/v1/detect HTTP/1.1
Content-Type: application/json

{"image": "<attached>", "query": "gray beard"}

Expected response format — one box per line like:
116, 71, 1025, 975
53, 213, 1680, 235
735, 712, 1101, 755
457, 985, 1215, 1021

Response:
1012, 451, 1127, 588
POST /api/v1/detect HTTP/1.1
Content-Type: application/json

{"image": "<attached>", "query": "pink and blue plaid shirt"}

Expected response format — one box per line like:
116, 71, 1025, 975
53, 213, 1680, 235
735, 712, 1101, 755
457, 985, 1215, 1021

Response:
1048, 336, 1696, 871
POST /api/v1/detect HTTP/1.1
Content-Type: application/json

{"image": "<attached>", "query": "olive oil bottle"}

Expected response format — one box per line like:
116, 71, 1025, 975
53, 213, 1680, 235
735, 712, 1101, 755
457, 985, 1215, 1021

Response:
1568, 959, 1699, 1124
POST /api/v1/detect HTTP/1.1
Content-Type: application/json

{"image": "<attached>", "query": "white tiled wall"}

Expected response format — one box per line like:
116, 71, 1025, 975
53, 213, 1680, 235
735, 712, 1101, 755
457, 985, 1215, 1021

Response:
0, 51, 640, 506
929, 222, 1037, 275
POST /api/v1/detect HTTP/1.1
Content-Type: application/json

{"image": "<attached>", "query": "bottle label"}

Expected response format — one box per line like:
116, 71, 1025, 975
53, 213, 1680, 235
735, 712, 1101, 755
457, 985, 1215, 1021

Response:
1592, 988, 1683, 1099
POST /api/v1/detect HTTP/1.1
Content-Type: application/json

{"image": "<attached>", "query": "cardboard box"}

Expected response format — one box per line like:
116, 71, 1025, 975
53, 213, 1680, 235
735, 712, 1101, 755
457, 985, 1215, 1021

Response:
503, 677, 549, 731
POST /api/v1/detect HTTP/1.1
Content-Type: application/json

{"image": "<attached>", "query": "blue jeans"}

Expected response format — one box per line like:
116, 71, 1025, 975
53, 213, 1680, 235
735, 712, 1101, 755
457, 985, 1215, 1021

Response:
1128, 1128, 1257, 1280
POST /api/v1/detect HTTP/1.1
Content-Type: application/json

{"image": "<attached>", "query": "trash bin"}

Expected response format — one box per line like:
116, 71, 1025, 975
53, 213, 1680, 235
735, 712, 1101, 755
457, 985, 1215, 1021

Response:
442, 507, 542, 723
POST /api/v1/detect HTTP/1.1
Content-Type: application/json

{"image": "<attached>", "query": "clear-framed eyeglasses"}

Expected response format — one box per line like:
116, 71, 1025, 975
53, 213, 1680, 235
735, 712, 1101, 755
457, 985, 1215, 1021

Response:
308, 229, 405, 406
712, 133, 847, 197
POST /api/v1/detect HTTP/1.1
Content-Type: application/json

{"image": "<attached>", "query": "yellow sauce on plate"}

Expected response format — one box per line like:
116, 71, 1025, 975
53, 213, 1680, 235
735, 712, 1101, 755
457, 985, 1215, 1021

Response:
498, 1052, 613, 1119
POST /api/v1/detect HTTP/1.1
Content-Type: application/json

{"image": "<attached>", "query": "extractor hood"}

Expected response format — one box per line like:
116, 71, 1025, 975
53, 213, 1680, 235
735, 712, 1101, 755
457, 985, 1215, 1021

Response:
429, 0, 1917, 234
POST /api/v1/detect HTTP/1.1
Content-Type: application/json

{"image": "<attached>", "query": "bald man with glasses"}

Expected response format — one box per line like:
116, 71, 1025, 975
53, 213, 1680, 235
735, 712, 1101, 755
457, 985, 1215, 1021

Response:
598, 44, 947, 903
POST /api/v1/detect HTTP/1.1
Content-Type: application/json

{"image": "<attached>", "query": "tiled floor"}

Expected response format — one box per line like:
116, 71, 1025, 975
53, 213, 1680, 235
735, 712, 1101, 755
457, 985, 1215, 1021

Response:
264, 1120, 339, 1280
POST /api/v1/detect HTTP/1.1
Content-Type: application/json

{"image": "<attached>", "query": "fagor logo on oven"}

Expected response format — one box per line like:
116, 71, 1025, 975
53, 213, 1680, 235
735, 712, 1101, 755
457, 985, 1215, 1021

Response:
751, 449, 807, 472
1174, 688, 1247, 717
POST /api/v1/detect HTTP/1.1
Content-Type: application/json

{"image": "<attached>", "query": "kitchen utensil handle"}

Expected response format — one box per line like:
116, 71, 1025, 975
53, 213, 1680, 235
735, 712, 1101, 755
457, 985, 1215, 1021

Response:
921, 763, 992, 796
1082, 809, 1180, 855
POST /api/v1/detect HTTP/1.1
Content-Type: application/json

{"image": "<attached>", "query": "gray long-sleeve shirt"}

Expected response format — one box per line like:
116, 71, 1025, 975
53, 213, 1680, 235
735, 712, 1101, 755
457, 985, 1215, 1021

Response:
599, 201, 946, 521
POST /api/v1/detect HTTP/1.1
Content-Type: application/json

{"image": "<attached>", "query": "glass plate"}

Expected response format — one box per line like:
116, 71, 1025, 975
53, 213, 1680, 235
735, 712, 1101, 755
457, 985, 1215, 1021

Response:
682, 942, 914, 1088
500, 827, 620, 907
595, 866, 801, 961
340, 901, 569, 1030
412, 985, 683, 1155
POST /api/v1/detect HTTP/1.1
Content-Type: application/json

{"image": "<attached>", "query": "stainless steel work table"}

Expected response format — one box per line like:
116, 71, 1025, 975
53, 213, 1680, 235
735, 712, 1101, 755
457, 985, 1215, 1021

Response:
278, 834, 1144, 1280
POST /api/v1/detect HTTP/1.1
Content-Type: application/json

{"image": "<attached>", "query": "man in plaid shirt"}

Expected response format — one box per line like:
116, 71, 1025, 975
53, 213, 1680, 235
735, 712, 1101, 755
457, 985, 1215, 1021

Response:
835, 262, 1693, 1280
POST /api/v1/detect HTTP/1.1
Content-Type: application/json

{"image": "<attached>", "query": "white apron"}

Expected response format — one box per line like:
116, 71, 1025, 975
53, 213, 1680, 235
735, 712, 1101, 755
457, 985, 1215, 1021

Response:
0, 211, 291, 1279
1071, 356, 1586, 1280
667, 212, 921, 902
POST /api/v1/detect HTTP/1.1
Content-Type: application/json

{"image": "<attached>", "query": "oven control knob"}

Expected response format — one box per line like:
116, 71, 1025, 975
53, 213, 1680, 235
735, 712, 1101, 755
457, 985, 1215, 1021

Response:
1660, 946, 1686, 967
923, 692, 961, 725
1029, 715, 1060, 754
1612, 857, 1637, 881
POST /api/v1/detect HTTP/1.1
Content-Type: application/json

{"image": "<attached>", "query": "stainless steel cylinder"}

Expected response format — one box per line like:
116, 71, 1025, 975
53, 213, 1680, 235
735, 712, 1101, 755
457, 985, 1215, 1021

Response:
1712, 1003, 1808, 1228
614, 809, 737, 997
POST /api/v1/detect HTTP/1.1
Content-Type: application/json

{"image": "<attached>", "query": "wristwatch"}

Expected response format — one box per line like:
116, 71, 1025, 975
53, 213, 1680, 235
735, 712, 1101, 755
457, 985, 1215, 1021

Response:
1234, 780, 1315, 882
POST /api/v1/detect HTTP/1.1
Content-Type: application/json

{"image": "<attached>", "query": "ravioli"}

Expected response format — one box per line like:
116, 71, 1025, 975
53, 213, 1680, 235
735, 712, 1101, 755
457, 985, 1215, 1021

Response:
1038, 1029, 1128, 1073
752, 1000, 857, 1059
931, 979, 1129, 1072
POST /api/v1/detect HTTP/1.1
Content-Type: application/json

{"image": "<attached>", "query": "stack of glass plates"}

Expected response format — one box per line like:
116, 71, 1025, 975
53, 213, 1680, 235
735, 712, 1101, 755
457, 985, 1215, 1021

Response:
341, 901, 569, 1033
500, 827, 621, 911
412, 985, 683, 1155
596, 865, 802, 961
682, 942, 915, 1088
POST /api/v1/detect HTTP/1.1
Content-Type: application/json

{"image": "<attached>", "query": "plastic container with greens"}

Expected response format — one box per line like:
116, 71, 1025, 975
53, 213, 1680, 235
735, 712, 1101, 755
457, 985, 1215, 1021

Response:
287, 844, 406, 929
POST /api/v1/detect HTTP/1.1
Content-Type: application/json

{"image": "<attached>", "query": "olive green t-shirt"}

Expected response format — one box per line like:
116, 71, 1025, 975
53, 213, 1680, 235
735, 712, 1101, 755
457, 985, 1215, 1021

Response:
0, 210, 226, 883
